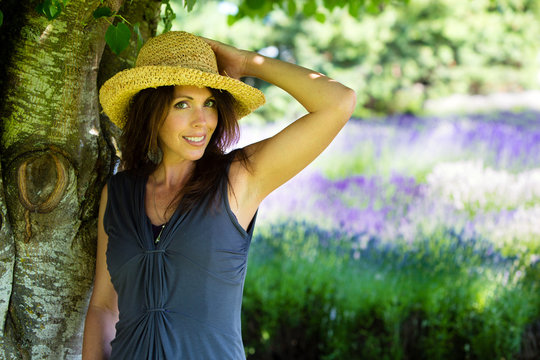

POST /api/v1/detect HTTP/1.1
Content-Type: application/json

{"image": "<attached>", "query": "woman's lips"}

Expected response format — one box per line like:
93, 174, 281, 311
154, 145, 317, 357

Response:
183, 135, 206, 145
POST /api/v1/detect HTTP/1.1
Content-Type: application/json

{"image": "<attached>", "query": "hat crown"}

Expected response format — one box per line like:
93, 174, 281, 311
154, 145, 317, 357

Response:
135, 31, 219, 74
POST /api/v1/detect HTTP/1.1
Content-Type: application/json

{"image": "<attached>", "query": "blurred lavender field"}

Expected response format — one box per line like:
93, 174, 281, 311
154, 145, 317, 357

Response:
240, 111, 540, 258
239, 110, 540, 358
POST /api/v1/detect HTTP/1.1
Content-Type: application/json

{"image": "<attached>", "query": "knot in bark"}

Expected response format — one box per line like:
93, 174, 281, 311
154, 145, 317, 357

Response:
17, 152, 68, 213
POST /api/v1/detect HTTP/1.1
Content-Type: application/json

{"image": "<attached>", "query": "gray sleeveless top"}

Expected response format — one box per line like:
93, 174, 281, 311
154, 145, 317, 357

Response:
104, 170, 256, 359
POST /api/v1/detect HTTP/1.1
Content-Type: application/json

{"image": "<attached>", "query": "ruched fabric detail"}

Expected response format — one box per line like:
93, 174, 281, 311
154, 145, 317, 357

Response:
104, 170, 256, 359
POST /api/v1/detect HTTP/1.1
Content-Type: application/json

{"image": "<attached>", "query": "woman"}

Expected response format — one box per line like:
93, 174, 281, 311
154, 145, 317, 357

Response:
82, 31, 355, 359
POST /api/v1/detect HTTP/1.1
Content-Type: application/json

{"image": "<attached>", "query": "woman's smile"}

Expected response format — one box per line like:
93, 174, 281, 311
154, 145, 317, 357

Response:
183, 135, 205, 143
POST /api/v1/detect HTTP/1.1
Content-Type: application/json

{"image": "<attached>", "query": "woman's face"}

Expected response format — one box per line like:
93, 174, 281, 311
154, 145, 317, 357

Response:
158, 85, 218, 163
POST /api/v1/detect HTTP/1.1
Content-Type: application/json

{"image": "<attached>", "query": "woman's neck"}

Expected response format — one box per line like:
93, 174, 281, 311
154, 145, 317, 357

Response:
153, 159, 195, 190
146, 160, 195, 225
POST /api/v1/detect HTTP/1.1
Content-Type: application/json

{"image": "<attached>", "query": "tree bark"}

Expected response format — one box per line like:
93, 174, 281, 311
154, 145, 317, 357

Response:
0, 0, 161, 357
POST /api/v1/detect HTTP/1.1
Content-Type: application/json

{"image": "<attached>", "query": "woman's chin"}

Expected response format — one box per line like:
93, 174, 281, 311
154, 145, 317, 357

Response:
187, 149, 207, 161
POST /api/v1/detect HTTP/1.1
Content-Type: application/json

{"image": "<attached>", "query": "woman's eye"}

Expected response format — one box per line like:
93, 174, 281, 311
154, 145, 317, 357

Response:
174, 101, 188, 109
205, 99, 216, 108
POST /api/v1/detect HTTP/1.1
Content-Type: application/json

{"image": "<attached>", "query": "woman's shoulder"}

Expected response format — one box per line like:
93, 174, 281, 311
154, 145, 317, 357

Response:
107, 170, 145, 192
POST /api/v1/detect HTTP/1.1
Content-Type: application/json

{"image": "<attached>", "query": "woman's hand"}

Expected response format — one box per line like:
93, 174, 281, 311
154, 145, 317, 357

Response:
202, 37, 252, 79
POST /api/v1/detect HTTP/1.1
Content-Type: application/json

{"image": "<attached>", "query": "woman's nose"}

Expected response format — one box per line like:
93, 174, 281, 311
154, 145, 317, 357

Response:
192, 108, 206, 127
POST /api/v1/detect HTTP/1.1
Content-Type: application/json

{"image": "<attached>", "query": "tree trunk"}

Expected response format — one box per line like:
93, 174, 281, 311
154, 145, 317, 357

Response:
0, 0, 161, 357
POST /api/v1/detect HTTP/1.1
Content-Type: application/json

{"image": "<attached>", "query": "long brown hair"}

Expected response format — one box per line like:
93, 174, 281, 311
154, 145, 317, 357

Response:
120, 85, 250, 213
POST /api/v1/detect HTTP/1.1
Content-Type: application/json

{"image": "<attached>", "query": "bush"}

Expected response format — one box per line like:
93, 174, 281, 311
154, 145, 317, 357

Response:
242, 221, 540, 359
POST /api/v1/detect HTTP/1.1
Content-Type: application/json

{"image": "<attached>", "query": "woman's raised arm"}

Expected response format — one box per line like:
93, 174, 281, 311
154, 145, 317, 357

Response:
205, 38, 356, 203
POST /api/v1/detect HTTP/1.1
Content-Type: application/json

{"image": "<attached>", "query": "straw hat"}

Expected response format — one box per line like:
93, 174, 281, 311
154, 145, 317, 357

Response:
99, 31, 265, 128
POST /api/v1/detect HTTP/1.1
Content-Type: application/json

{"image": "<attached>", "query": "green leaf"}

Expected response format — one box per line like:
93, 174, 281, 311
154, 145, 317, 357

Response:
287, 0, 297, 16
323, 0, 337, 11
184, 0, 196, 12
162, 0, 176, 33
246, 0, 265, 10
36, 0, 65, 20
315, 12, 326, 23
105, 22, 131, 55
303, 0, 317, 17
227, 14, 239, 26
348, 0, 362, 17
366, 1, 381, 14
0, 10, 3, 27
46, 3, 62, 19
93, 6, 113, 19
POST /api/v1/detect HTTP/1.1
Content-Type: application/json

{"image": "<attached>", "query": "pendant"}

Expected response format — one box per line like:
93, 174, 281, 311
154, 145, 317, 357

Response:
155, 224, 165, 244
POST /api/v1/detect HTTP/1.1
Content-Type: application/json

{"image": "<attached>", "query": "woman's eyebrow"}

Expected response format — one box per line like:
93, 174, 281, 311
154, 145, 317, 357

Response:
173, 95, 194, 100
173, 95, 216, 101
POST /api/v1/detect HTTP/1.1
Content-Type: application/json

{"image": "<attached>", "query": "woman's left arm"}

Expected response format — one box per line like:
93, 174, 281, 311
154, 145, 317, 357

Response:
206, 39, 356, 203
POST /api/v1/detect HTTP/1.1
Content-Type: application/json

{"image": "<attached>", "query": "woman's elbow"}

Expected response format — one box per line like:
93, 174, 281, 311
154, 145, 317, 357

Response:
337, 86, 357, 123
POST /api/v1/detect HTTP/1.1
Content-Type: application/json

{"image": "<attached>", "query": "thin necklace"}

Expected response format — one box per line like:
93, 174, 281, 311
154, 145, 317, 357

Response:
152, 173, 166, 244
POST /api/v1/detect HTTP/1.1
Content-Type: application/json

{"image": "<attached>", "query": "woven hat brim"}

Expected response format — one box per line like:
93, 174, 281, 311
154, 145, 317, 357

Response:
99, 66, 266, 128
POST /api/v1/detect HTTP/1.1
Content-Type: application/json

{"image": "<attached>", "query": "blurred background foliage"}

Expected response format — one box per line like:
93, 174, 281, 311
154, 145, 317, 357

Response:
167, 1, 540, 358
169, 0, 540, 120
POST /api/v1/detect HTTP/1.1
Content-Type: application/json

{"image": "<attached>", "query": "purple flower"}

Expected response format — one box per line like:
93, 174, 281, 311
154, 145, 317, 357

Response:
243, 111, 540, 256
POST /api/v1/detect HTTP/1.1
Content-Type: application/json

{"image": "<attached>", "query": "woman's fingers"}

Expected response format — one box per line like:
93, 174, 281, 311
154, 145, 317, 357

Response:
200, 36, 248, 78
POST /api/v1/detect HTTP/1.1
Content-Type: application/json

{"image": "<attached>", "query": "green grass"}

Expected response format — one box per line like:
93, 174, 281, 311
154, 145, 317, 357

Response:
242, 221, 540, 359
